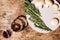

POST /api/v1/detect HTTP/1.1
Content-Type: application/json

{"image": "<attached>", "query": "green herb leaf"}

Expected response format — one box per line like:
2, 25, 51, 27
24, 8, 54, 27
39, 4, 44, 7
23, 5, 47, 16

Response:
25, 0, 52, 31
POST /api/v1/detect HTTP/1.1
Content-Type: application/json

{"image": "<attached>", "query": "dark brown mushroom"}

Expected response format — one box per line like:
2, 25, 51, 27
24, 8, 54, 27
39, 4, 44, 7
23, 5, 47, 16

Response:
11, 15, 28, 32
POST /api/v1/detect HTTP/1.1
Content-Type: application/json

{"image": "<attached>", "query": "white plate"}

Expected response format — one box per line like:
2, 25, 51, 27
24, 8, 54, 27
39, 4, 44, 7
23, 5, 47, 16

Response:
26, 0, 60, 33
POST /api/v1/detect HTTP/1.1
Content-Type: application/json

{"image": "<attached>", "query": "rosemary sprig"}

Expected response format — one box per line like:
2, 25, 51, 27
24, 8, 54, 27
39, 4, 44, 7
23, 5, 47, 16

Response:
25, 0, 41, 16
25, 0, 52, 31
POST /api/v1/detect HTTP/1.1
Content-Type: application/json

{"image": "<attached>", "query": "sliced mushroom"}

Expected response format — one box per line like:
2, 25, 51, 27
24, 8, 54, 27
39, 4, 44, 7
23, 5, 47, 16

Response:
51, 18, 59, 26
11, 19, 24, 32
11, 15, 28, 32
17, 15, 28, 30
52, 4, 59, 9
37, 0, 45, 8
45, 0, 54, 7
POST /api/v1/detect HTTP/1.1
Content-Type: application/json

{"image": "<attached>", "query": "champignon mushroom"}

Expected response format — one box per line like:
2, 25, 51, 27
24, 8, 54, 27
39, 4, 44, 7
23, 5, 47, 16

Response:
52, 4, 59, 9
11, 15, 28, 32
17, 15, 28, 30
45, 0, 54, 7
51, 18, 59, 26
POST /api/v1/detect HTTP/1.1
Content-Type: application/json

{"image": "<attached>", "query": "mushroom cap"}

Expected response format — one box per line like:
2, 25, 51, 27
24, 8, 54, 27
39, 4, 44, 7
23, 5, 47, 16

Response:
51, 18, 59, 26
